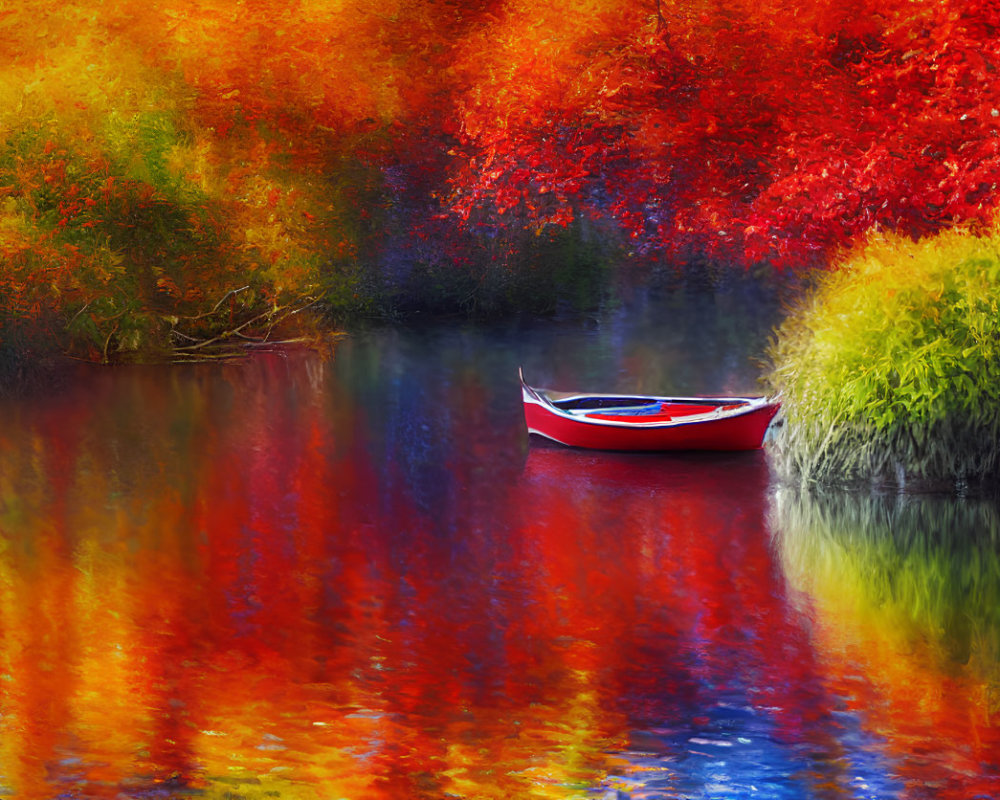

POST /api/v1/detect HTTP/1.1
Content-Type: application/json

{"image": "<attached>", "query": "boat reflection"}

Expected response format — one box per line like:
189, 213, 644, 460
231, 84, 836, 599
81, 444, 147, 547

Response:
770, 487, 1000, 800
519, 447, 904, 799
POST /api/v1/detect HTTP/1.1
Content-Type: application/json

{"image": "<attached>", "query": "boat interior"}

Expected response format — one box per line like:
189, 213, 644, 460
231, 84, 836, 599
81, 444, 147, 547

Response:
552, 396, 745, 422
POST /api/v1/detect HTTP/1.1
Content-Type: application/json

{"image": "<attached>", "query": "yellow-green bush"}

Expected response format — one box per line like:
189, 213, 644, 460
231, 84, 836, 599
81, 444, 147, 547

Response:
767, 227, 1000, 492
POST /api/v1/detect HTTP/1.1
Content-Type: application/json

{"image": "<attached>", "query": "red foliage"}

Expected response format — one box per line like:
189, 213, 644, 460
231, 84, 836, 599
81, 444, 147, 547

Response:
6, 0, 1000, 354
747, 0, 1000, 263
448, 0, 1000, 267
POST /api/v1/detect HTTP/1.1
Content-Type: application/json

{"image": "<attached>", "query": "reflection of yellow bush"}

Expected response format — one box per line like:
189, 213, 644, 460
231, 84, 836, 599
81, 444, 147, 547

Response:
767, 227, 1000, 490
770, 487, 1000, 705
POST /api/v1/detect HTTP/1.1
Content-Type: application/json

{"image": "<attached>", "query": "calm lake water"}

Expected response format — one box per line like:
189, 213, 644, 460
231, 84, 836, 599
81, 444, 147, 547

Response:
0, 279, 997, 799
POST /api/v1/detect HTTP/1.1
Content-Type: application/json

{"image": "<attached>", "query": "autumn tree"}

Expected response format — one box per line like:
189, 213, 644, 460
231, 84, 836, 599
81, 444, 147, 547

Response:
747, 0, 1000, 263
447, 0, 999, 268
5, 0, 999, 362
0, 0, 503, 360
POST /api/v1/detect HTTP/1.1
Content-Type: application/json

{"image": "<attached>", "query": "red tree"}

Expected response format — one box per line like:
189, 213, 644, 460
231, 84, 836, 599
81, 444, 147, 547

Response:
448, 0, 1000, 268
747, 0, 1000, 263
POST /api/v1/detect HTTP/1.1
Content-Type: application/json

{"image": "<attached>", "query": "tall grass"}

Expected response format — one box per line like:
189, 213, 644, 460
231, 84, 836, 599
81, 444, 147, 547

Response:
767, 227, 1000, 492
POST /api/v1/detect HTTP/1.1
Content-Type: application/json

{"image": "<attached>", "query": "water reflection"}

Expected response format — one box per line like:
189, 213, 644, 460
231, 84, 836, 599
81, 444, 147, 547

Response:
0, 313, 997, 798
770, 488, 1000, 800
0, 352, 571, 798
0, 349, 779, 798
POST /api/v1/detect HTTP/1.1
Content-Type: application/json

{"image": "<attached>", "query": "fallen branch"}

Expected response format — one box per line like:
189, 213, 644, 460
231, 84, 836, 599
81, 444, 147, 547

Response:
165, 289, 324, 357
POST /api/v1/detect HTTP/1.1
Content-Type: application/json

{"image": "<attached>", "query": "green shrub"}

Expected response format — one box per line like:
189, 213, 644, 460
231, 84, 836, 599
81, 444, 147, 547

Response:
767, 227, 1000, 492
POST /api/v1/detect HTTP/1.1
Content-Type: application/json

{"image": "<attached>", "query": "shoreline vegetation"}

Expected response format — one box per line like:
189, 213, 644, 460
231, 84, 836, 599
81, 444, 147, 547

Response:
4, 1, 1000, 493
0, 212, 624, 368
766, 226, 1000, 495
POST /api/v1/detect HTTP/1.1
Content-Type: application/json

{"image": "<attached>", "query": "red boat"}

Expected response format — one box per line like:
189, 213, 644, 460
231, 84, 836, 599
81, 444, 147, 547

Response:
521, 370, 781, 451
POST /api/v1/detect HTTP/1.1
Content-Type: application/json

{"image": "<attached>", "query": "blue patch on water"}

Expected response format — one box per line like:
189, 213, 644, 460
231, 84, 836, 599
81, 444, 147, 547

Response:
594, 703, 905, 799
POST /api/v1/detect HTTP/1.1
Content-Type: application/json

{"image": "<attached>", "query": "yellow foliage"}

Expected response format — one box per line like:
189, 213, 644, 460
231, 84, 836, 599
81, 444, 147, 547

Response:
768, 223, 1000, 487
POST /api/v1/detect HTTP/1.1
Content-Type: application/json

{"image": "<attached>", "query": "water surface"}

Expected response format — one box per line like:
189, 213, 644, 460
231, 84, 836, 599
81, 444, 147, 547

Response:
0, 282, 997, 799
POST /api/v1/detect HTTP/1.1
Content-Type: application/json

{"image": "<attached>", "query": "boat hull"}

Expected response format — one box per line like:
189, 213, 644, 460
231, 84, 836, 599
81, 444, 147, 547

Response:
521, 378, 780, 452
